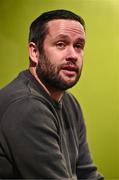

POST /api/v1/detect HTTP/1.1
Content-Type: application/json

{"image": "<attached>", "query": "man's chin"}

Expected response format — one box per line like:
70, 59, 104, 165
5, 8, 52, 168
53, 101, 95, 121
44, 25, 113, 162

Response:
61, 76, 80, 88
55, 79, 79, 90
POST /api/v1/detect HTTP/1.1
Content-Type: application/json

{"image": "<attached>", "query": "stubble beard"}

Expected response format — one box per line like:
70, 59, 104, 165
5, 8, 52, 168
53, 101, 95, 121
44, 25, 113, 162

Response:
36, 52, 82, 91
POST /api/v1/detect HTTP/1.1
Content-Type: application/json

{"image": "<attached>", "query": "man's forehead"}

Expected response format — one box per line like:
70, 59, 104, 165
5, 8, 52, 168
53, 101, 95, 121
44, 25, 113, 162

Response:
48, 19, 84, 30
47, 19, 85, 38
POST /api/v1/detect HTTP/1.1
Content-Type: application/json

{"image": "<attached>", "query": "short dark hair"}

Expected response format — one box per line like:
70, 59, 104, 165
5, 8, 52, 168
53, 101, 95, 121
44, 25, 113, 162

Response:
29, 9, 85, 52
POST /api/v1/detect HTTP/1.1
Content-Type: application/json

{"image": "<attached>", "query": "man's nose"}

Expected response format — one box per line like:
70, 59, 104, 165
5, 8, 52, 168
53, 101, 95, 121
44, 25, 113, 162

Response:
66, 46, 78, 62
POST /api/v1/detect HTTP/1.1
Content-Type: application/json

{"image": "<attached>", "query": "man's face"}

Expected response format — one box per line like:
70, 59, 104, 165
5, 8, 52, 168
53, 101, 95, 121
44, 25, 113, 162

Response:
36, 19, 85, 90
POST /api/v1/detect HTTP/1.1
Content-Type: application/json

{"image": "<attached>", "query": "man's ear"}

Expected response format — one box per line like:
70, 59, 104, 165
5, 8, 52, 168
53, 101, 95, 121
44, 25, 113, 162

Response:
28, 42, 39, 65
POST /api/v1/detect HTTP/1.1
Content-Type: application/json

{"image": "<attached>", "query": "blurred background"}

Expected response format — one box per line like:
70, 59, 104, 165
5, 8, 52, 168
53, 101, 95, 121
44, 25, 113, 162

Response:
0, 0, 119, 178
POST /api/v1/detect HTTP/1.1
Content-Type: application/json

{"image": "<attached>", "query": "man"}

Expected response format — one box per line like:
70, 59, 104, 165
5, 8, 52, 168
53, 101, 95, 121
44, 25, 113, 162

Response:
0, 9, 104, 179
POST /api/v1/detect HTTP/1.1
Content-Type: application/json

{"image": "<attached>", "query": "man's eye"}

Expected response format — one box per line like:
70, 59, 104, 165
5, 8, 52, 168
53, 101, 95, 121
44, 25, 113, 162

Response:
75, 43, 84, 50
56, 42, 65, 49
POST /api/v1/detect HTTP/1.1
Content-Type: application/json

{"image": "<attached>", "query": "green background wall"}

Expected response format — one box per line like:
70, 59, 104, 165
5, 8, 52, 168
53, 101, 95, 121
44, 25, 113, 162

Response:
0, 0, 119, 179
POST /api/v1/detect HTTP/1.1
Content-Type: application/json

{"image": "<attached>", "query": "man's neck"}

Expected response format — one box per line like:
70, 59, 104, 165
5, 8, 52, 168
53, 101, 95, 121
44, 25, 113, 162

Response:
29, 67, 64, 102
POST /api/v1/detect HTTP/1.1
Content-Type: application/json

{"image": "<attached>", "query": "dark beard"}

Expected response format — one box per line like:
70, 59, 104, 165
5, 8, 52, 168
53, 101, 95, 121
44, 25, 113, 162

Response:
36, 53, 82, 91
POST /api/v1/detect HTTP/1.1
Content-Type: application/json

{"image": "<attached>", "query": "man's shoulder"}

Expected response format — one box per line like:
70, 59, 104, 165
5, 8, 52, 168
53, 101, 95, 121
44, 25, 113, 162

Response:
0, 70, 58, 124
0, 71, 29, 103
0, 70, 35, 120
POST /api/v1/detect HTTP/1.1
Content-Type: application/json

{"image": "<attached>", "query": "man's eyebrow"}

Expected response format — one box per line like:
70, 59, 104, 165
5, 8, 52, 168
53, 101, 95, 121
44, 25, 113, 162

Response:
54, 34, 85, 43
54, 34, 70, 40
76, 38, 85, 44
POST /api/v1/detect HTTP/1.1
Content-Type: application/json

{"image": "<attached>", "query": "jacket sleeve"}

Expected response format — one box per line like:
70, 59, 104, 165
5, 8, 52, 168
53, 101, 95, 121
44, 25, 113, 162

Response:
67, 93, 104, 179
75, 104, 104, 179
76, 117, 104, 179
0, 98, 70, 179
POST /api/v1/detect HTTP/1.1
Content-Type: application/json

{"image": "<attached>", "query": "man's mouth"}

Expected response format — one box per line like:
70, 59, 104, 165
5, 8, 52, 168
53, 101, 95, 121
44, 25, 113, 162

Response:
62, 65, 78, 71
61, 65, 79, 77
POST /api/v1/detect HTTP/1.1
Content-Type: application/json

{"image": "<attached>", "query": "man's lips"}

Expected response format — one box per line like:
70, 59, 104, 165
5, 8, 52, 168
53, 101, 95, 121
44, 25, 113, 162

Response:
60, 65, 79, 77
61, 65, 79, 72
